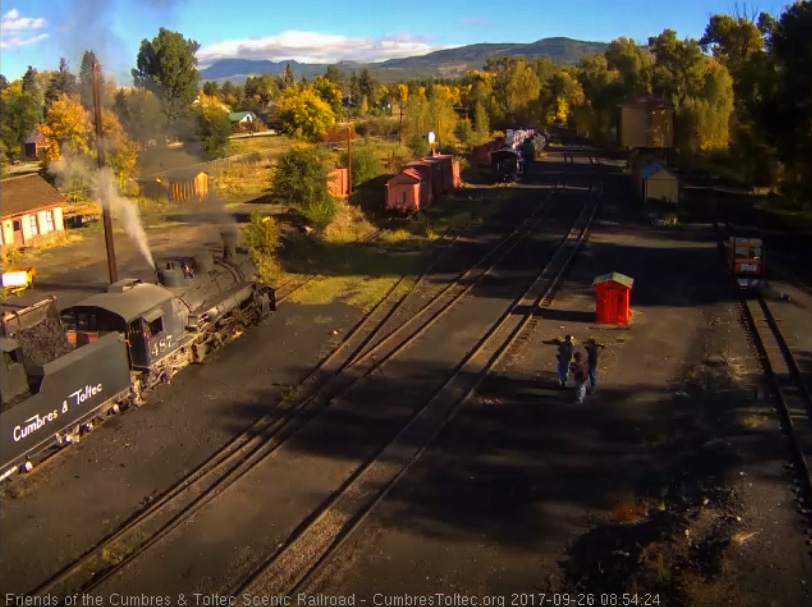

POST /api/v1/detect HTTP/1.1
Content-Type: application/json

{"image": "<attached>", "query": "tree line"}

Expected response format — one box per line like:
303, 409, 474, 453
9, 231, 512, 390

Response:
1, 2, 809, 206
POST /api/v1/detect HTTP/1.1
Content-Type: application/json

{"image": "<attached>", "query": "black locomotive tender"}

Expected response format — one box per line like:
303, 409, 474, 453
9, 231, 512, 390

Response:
0, 231, 275, 480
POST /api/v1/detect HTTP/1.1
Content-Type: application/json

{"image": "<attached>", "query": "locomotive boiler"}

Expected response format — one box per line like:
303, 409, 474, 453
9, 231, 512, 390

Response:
0, 231, 276, 479
491, 147, 524, 183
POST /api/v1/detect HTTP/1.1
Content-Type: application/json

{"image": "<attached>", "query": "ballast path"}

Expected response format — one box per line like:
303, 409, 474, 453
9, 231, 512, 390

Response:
236, 179, 601, 598
74, 174, 578, 597
30, 217, 473, 599
32, 178, 565, 601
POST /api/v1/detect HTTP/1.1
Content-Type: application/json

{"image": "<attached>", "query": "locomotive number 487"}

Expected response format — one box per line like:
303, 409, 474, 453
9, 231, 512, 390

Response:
151, 335, 173, 358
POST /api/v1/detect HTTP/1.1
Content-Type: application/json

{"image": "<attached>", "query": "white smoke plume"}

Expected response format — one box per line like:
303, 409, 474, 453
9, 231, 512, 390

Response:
48, 150, 155, 269
95, 166, 155, 269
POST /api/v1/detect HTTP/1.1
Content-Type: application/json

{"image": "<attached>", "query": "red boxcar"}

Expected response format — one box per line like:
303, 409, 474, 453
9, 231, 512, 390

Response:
385, 169, 423, 213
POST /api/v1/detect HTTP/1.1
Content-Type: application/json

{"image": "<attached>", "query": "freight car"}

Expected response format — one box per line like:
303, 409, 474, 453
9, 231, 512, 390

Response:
491, 147, 524, 183
0, 232, 276, 480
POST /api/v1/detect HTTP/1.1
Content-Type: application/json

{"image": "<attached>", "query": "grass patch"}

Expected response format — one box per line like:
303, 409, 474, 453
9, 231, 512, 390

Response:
228, 134, 293, 157
281, 382, 314, 405
313, 315, 332, 324
215, 160, 275, 199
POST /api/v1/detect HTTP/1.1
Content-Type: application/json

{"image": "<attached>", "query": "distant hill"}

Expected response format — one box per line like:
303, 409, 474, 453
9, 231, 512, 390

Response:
199, 37, 609, 84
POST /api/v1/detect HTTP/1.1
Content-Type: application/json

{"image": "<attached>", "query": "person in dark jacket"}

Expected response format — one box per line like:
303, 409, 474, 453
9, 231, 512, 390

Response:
569, 351, 589, 404
584, 339, 604, 393
556, 335, 574, 388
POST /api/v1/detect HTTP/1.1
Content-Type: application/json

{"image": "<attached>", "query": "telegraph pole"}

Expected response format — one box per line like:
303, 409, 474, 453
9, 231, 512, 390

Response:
398, 103, 403, 145
93, 62, 118, 284
347, 125, 352, 197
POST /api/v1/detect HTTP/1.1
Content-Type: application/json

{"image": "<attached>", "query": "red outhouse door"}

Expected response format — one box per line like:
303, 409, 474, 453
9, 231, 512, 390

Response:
601, 286, 617, 322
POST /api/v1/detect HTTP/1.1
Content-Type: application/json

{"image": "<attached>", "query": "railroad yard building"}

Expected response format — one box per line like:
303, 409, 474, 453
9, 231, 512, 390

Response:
0, 174, 66, 249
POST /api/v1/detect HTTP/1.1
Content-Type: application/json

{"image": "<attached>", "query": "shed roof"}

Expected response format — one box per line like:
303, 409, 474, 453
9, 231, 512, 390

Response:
67, 281, 172, 323
229, 111, 255, 122
388, 169, 421, 185
592, 272, 635, 289
619, 95, 673, 109
641, 162, 676, 180
0, 173, 65, 218
23, 131, 46, 144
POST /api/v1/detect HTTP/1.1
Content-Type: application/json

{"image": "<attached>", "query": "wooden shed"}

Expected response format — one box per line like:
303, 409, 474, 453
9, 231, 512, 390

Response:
618, 96, 674, 150
386, 169, 423, 213
327, 168, 349, 198
640, 163, 679, 203
402, 161, 435, 207
593, 273, 634, 326
0, 174, 66, 249
432, 154, 455, 193
167, 170, 209, 202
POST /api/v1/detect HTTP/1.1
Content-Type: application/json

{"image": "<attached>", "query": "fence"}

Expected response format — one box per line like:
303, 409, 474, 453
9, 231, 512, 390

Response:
58, 134, 403, 203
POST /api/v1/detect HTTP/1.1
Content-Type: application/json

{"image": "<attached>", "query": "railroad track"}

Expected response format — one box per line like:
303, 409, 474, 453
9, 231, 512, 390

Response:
30, 169, 571, 601
714, 221, 812, 539
234, 170, 602, 598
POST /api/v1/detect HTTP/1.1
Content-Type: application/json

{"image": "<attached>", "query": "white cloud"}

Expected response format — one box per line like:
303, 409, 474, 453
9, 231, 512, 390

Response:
0, 8, 49, 49
196, 31, 445, 66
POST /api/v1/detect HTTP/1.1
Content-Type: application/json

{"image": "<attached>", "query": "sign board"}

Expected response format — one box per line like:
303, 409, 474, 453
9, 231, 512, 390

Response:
2, 272, 29, 288
0, 332, 131, 472
427, 131, 436, 145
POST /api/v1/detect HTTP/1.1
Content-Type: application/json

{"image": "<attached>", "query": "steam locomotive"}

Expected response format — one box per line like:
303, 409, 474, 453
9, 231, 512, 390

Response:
491, 147, 524, 183
0, 231, 276, 480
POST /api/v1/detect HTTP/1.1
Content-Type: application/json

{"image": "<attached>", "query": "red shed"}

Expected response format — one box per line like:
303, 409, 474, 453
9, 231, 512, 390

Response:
403, 161, 435, 206
432, 154, 455, 192
386, 169, 423, 213
592, 272, 634, 325
422, 157, 445, 200
327, 168, 349, 198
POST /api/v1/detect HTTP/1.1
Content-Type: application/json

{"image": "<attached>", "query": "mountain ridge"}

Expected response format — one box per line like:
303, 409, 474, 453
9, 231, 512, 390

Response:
198, 36, 609, 84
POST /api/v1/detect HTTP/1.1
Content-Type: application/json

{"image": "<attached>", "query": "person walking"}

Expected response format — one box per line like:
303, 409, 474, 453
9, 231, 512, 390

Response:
570, 351, 589, 404
584, 339, 604, 394
556, 335, 574, 388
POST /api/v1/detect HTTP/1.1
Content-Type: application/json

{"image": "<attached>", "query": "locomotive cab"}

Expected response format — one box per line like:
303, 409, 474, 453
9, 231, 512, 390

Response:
63, 279, 184, 371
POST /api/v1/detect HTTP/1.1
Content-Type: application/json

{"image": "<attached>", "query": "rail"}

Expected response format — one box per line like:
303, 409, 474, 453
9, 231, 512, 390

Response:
714, 221, 812, 538
237, 165, 601, 597
31, 164, 571, 601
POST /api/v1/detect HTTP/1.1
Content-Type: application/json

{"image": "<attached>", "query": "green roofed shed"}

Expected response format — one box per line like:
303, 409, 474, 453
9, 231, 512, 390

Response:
592, 273, 634, 325
228, 111, 256, 123
592, 273, 634, 289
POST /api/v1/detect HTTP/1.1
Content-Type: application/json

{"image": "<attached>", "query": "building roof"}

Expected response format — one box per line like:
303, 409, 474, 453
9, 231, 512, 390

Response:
641, 162, 676, 180
23, 131, 47, 145
66, 281, 172, 323
592, 272, 635, 289
388, 169, 422, 185
620, 95, 673, 109
0, 173, 65, 218
228, 111, 255, 122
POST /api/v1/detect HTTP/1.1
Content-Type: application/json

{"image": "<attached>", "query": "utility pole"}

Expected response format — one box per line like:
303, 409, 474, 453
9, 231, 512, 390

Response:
398, 103, 403, 146
93, 62, 118, 285
347, 125, 352, 197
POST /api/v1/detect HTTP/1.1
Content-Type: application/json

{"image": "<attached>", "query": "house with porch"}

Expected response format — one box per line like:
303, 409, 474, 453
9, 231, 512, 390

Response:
1, 174, 67, 249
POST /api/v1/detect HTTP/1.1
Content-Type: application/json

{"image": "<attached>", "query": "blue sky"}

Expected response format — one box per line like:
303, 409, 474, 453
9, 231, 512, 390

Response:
0, 0, 791, 83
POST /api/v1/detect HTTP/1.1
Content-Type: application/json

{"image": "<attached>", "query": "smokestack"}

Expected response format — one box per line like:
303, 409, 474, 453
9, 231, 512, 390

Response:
93, 61, 118, 285
222, 231, 236, 261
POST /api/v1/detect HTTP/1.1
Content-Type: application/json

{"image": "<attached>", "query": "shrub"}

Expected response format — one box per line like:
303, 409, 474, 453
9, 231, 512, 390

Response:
301, 195, 340, 231
407, 133, 429, 158
339, 147, 381, 187
242, 211, 282, 282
